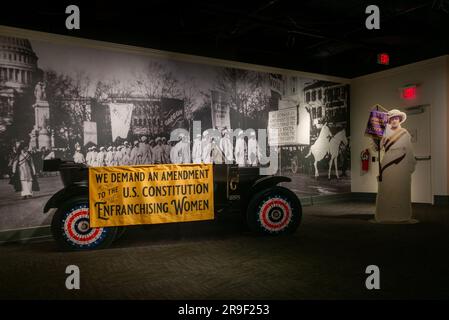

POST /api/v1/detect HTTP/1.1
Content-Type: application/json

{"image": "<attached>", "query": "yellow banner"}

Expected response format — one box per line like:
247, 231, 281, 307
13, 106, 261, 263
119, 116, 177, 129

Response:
88, 164, 214, 227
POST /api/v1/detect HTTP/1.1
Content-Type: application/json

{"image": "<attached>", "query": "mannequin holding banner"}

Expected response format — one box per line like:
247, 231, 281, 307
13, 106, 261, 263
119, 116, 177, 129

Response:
372, 108, 417, 223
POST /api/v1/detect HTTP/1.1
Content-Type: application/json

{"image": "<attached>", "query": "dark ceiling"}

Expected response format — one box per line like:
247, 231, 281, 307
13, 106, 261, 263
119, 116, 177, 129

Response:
1, 0, 449, 78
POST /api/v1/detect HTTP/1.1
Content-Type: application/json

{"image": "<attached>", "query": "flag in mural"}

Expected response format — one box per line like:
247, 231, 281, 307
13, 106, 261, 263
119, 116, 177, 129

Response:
162, 98, 185, 131
109, 103, 134, 141
210, 90, 231, 130
83, 121, 97, 146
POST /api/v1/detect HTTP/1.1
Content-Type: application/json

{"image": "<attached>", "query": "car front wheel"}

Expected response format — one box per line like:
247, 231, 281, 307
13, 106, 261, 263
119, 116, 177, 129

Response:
51, 196, 118, 251
246, 186, 302, 235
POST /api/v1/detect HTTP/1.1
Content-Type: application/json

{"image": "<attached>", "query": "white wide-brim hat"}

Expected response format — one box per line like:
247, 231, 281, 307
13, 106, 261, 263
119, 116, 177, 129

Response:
168, 134, 181, 142
388, 109, 407, 123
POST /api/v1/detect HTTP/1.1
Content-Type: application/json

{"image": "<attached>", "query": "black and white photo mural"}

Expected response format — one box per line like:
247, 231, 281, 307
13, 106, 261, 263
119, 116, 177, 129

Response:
0, 35, 350, 232
269, 77, 351, 197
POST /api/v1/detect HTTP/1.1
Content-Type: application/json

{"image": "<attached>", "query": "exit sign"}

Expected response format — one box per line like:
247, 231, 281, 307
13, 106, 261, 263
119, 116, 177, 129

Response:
401, 85, 417, 100
377, 53, 390, 65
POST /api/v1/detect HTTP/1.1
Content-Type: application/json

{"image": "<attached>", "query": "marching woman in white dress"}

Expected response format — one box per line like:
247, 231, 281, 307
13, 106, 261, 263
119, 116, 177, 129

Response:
375, 109, 417, 223
201, 131, 212, 164
11, 144, 38, 199
234, 130, 246, 167
192, 133, 202, 163
247, 131, 258, 167
220, 129, 233, 164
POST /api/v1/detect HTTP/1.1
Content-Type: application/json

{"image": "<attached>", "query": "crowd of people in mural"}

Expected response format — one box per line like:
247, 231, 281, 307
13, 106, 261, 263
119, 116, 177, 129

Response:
5, 128, 262, 199
73, 128, 261, 167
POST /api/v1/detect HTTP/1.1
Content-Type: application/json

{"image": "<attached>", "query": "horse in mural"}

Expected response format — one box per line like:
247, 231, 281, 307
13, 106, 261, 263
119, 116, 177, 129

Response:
305, 124, 332, 178
327, 129, 348, 180
305, 124, 349, 179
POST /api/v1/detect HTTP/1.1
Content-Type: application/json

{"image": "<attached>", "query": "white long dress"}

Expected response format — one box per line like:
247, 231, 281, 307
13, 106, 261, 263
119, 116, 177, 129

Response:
201, 139, 212, 164
235, 137, 246, 167
85, 151, 92, 166
73, 151, 86, 164
247, 137, 258, 166
220, 136, 233, 164
170, 142, 181, 164
375, 126, 416, 222
192, 139, 202, 163
180, 141, 191, 164
13, 152, 36, 197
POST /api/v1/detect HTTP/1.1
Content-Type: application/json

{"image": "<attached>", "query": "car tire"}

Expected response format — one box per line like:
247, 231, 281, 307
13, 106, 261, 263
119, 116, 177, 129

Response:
51, 196, 118, 251
246, 186, 302, 235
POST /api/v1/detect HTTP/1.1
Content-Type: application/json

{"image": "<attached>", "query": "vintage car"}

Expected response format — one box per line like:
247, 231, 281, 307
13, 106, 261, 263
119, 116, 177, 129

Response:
43, 159, 302, 251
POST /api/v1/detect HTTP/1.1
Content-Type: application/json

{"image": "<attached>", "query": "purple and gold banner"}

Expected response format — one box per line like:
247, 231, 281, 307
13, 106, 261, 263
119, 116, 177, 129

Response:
365, 110, 388, 139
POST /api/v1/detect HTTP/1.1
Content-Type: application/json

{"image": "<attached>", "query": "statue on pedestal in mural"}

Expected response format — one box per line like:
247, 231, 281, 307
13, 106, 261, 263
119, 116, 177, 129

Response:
34, 81, 46, 102
29, 81, 51, 150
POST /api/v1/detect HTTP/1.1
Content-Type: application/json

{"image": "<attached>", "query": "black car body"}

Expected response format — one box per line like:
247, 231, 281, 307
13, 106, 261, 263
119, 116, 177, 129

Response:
43, 159, 302, 251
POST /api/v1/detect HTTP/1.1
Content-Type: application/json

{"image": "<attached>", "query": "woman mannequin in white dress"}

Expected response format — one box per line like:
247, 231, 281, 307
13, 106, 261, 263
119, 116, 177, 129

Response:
375, 109, 417, 223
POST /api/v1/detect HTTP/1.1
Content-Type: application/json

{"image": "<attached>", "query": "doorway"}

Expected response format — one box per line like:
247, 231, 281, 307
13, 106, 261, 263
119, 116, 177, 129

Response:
400, 104, 432, 204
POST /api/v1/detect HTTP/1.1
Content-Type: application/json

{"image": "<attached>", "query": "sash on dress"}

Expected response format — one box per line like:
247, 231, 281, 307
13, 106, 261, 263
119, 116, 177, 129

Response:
379, 128, 407, 181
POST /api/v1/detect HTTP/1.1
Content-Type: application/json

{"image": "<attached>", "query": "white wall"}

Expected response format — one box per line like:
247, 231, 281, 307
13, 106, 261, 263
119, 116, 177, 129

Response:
350, 56, 448, 197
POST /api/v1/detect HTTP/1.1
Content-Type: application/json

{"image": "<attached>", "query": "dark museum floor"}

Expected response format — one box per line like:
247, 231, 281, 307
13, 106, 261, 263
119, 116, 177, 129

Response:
0, 201, 448, 300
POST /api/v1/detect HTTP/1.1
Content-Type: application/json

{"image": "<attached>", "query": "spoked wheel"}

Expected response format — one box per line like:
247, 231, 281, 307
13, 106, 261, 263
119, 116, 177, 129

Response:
51, 196, 118, 251
247, 186, 302, 235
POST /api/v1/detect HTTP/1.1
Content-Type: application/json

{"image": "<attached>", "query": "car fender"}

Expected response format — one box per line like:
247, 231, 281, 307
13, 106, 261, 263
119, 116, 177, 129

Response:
238, 175, 292, 211
250, 176, 292, 195
43, 184, 89, 213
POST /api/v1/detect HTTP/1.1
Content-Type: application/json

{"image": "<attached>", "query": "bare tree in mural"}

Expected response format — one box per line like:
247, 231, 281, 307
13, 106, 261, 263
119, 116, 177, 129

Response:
0, 79, 34, 176
44, 70, 93, 148
94, 79, 134, 102
214, 68, 270, 128
132, 61, 179, 129
180, 76, 200, 120
191, 89, 214, 129
132, 60, 208, 132
135, 61, 182, 99
0, 78, 10, 135
69, 71, 91, 135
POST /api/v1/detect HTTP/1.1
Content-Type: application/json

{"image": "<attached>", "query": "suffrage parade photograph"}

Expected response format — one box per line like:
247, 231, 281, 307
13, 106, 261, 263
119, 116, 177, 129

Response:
0, 34, 350, 233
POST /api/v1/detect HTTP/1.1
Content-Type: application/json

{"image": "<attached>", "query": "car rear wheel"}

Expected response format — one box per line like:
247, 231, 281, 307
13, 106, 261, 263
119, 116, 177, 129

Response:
51, 196, 118, 251
246, 186, 302, 235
